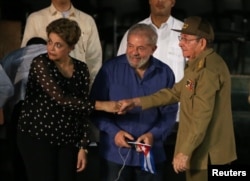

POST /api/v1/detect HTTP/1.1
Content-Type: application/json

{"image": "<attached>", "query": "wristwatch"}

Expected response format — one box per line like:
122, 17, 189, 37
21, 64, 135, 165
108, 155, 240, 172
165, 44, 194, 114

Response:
79, 147, 88, 154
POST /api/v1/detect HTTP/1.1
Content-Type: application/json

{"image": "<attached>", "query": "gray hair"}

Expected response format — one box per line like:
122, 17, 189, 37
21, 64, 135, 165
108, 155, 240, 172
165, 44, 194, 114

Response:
127, 23, 158, 46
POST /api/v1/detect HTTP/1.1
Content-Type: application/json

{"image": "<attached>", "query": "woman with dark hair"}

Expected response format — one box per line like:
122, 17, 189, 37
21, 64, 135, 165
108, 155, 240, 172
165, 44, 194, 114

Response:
17, 18, 117, 181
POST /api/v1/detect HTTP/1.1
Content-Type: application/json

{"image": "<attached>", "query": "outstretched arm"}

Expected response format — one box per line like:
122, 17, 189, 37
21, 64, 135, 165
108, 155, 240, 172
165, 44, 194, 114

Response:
118, 87, 180, 114
95, 101, 120, 113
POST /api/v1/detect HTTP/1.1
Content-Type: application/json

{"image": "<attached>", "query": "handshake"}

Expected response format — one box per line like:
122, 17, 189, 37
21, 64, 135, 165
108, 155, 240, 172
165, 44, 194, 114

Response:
96, 97, 141, 114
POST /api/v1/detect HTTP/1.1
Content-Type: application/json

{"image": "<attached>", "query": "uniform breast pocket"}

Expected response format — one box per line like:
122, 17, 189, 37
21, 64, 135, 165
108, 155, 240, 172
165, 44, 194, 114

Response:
182, 85, 195, 109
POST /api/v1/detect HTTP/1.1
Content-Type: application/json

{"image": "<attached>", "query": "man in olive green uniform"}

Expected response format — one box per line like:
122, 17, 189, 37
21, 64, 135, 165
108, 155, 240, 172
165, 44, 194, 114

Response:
118, 16, 237, 181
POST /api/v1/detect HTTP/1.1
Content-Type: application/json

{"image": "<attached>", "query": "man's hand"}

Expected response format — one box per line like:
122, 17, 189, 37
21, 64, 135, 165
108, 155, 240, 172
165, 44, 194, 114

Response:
172, 153, 189, 173
136, 132, 153, 145
135, 132, 153, 152
117, 98, 141, 114
114, 130, 134, 148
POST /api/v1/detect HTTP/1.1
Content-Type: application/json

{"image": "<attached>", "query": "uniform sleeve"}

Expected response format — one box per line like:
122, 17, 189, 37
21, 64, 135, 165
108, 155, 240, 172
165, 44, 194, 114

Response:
140, 82, 181, 110
145, 71, 179, 140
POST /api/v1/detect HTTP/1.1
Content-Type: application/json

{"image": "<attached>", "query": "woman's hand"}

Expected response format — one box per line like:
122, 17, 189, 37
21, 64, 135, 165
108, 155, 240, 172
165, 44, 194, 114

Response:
95, 101, 120, 113
76, 148, 88, 172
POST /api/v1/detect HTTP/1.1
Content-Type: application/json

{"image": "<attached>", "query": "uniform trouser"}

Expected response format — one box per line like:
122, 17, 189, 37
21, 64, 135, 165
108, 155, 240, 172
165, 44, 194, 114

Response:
17, 131, 78, 181
186, 169, 208, 181
100, 158, 165, 181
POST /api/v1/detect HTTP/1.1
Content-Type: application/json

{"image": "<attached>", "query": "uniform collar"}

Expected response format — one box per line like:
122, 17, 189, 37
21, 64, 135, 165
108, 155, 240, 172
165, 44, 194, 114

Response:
187, 48, 214, 69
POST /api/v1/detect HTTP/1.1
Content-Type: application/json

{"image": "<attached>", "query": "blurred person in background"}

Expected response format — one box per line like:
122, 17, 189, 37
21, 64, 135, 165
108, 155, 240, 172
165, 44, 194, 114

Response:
0, 37, 47, 181
0, 65, 13, 125
21, 0, 102, 87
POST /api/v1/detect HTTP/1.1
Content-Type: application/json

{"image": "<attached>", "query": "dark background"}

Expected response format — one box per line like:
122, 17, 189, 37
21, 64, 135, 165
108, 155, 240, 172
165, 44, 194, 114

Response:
1, 0, 250, 69
0, 0, 250, 66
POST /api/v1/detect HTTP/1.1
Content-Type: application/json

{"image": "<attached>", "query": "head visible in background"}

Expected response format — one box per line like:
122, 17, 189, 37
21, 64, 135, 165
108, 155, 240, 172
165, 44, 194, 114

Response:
172, 16, 214, 59
46, 18, 81, 61
126, 23, 157, 69
26, 37, 47, 46
51, 0, 72, 13
149, 0, 175, 28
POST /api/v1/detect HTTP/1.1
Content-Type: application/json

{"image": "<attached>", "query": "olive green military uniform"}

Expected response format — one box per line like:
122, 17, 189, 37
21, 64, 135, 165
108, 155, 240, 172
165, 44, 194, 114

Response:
140, 48, 237, 180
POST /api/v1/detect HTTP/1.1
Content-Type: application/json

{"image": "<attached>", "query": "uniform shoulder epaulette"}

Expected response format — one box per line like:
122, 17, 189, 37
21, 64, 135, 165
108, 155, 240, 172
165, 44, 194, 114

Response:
197, 58, 205, 71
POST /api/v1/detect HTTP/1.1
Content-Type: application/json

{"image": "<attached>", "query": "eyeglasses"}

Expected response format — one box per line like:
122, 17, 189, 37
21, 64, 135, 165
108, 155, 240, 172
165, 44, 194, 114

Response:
178, 36, 200, 43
